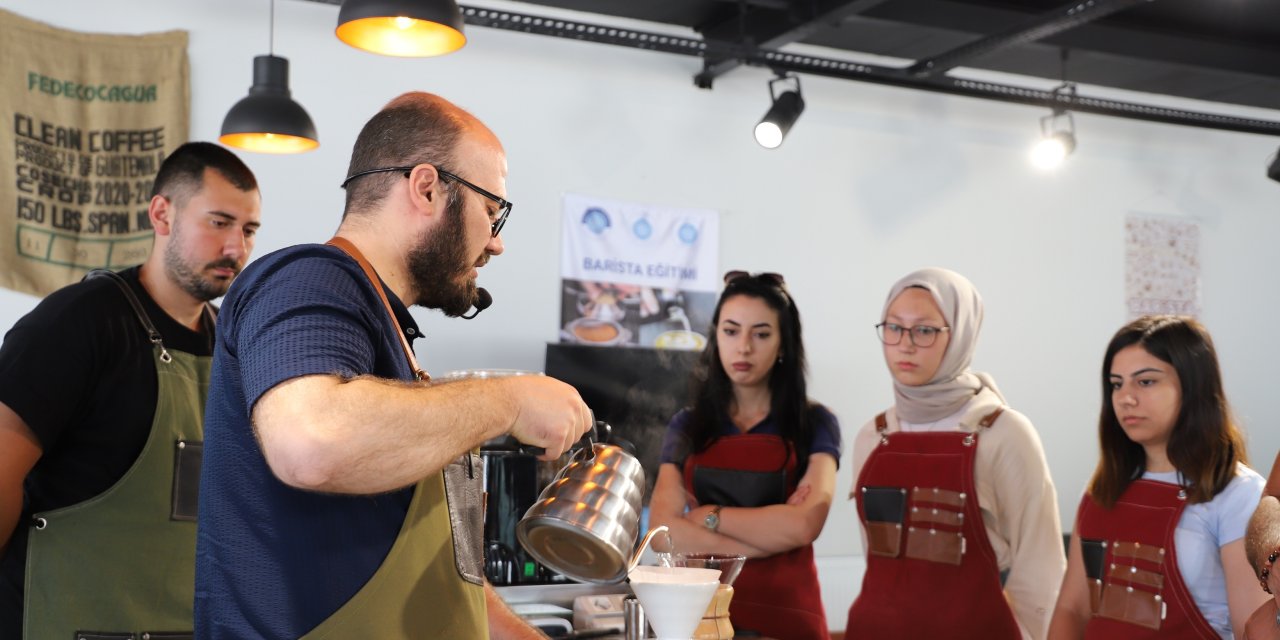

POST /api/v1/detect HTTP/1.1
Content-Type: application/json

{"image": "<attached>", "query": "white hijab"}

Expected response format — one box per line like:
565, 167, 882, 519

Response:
883, 267, 1005, 423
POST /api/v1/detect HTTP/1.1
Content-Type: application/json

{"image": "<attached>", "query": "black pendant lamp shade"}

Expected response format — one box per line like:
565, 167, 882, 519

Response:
336, 0, 466, 57
220, 55, 319, 154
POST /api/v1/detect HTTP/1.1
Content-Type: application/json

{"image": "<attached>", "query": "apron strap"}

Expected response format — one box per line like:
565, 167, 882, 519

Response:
325, 236, 429, 382
977, 406, 1005, 429
874, 412, 888, 433
86, 269, 176, 363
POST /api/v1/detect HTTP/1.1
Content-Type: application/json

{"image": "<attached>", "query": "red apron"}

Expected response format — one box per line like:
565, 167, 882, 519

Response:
683, 433, 830, 640
846, 409, 1022, 639
1076, 479, 1217, 639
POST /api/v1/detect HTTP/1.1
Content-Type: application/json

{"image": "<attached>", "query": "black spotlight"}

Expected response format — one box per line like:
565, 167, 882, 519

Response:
1268, 150, 1280, 183
754, 75, 805, 149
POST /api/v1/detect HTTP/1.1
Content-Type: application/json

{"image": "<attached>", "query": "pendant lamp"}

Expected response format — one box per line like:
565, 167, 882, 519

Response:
336, 0, 467, 57
220, 0, 319, 154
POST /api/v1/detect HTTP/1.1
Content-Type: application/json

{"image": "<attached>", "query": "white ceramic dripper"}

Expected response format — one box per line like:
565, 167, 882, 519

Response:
628, 565, 721, 640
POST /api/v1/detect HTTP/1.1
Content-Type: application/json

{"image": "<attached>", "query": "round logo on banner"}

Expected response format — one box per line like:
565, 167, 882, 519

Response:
678, 222, 699, 245
581, 207, 611, 234
632, 218, 653, 240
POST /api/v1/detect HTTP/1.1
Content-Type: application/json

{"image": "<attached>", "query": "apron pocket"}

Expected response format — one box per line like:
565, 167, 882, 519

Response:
905, 526, 964, 565
693, 466, 786, 508
170, 440, 202, 521
443, 452, 485, 586
1108, 563, 1164, 590
860, 486, 908, 558
1097, 583, 1163, 630
861, 486, 907, 523
866, 521, 903, 558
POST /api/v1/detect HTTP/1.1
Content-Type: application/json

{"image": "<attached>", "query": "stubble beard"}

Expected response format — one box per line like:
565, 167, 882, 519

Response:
164, 220, 238, 302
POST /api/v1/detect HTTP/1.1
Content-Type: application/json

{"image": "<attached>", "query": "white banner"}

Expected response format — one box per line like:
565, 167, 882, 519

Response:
561, 193, 719, 292
560, 193, 719, 349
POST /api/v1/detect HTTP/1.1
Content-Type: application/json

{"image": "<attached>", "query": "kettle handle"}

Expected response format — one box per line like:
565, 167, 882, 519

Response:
518, 420, 610, 458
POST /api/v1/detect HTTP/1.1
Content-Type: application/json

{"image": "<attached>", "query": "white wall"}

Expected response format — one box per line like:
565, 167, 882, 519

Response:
5, 0, 1280, 625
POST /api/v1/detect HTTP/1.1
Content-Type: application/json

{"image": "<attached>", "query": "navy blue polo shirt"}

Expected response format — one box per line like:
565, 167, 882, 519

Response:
195, 244, 421, 639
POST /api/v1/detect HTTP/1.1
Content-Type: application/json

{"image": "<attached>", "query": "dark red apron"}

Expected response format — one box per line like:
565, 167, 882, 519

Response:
846, 409, 1022, 639
683, 433, 830, 640
1076, 479, 1217, 639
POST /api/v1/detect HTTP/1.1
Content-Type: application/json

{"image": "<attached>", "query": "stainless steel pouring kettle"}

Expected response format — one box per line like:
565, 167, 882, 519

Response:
516, 427, 647, 584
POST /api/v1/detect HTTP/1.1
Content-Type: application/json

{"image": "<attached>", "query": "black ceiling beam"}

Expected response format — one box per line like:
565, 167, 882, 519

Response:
454, 5, 1280, 137
870, 0, 1278, 80
693, 0, 891, 89
294, 2, 1280, 136
906, 0, 1154, 78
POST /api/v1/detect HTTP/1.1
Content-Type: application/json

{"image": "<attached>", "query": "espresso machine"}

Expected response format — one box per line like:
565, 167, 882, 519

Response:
481, 437, 569, 585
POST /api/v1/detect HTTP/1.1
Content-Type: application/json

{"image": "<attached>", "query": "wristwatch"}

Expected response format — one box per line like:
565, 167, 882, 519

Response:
703, 505, 723, 533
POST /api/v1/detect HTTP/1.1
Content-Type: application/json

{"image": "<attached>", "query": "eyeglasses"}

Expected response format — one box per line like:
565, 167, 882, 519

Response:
723, 270, 786, 287
340, 165, 513, 238
875, 322, 951, 348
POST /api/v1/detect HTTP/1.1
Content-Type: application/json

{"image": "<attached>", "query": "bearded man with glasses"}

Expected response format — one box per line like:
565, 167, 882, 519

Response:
195, 92, 593, 640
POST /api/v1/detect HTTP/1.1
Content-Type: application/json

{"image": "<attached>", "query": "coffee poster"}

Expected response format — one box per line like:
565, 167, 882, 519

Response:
0, 9, 189, 297
1124, 212, 1201, 318
560, 193, 719, 350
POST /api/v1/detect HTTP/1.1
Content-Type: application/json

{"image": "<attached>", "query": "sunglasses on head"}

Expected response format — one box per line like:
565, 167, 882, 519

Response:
723, 270, 786, 287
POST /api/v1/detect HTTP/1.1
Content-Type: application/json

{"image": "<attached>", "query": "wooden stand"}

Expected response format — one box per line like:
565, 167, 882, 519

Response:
692, 584, 735, 639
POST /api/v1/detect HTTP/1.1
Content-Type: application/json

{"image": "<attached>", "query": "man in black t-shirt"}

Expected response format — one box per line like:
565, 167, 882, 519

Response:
0, 142, 262, 638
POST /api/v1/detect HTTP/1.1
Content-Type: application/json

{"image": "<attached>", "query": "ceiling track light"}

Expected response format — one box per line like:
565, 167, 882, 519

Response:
754, 74, 805, 149
1267, 150, 1280, 184
220, 0, 319, 154
1030, 82, 1078, 170
337, 0, 467, 57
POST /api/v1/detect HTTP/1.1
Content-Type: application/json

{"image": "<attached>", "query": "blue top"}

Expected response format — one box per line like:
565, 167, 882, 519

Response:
195, 244, 422, 640
660, 405, 842, 468
1143, 463, 1265, 639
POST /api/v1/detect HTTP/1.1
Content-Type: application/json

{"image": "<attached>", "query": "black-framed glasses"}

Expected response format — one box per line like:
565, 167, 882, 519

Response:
340, 165, 513, 237
723, 270, 786, 287
875, 322, 951, 347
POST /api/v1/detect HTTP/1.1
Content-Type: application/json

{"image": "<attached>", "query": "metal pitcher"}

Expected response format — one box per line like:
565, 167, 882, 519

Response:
516, 435, 647, 584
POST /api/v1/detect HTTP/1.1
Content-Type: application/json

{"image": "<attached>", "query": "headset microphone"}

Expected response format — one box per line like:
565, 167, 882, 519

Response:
460, 288, 493, 320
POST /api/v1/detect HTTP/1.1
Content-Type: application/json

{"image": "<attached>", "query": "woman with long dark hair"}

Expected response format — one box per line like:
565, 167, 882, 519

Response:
649, 270, 841, 640
1049, 315, 1267, 639
846, 267, 1064, 640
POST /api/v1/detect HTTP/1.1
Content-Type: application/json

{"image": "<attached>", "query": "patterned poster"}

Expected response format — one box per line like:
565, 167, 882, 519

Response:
1125, 213, 1201, 318
0, 9, 189, 297
560, 193, 719, 350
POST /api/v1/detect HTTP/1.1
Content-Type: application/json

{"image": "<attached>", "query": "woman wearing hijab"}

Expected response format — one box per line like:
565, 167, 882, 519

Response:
650, 270, 841, 640
846, 267, 1065, 639
1049, 316, 1267, 640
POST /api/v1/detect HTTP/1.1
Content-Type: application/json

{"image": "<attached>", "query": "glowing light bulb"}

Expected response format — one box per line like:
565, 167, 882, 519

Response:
1030, 132, 1074, 170
394, 16, 415, 30
754, 122, 783, 149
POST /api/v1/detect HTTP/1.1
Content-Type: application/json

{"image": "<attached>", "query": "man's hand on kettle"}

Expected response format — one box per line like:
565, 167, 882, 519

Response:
505, 376, 593, 461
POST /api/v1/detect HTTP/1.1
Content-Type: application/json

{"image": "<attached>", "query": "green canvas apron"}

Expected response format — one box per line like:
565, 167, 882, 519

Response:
300, 238, 487, 638
24, 270, 210, 639
299, 454, 487, 639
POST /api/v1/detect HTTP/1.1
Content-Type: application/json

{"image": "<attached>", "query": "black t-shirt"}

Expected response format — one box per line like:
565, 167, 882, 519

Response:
0, 266, 212, 634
